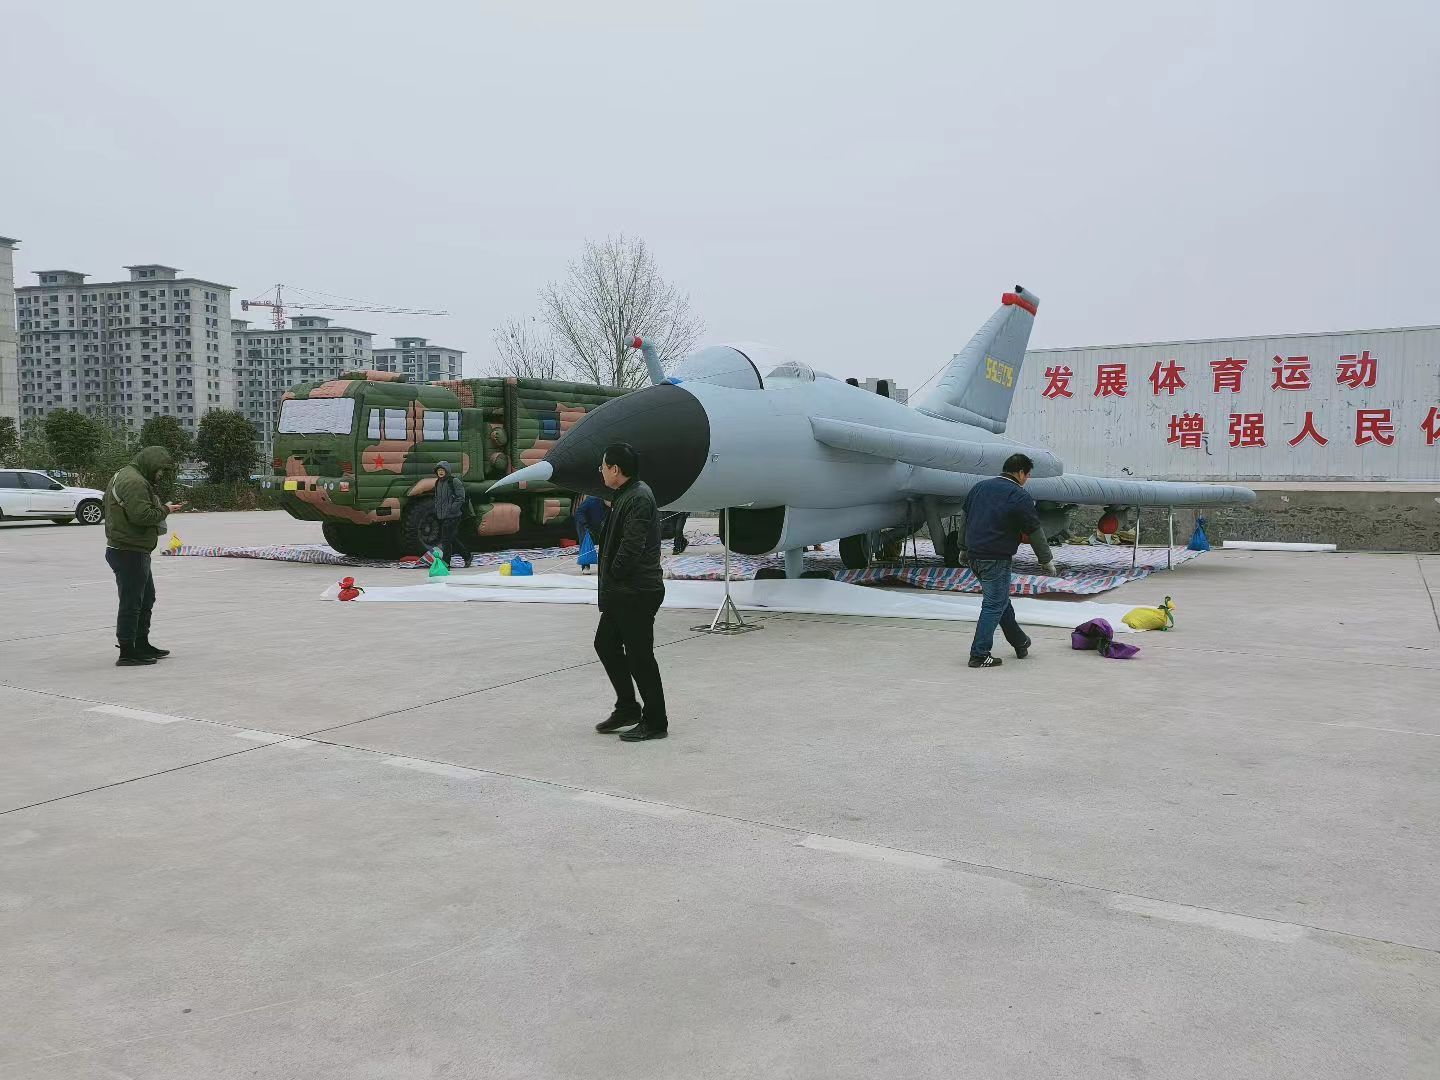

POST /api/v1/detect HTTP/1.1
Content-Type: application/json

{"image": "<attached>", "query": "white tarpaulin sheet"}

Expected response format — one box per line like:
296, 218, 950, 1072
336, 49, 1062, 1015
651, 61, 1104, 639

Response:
321, 572, 1143, 631
278, 398, 356, 435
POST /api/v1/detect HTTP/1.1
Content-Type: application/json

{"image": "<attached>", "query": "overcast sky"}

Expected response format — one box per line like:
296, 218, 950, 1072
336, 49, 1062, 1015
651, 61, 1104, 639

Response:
4, 0, 1437, 389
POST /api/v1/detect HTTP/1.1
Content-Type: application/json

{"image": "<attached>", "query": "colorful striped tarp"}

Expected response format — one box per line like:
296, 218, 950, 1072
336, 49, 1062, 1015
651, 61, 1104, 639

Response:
663, 546, 1202, 596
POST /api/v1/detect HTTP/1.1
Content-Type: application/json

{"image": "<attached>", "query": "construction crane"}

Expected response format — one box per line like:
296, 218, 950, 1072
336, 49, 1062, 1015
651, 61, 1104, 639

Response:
240, 283, 449, 330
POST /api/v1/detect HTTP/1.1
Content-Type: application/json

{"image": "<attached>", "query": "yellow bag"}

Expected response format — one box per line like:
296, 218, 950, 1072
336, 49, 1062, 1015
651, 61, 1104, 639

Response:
1122, 596, 1175, 631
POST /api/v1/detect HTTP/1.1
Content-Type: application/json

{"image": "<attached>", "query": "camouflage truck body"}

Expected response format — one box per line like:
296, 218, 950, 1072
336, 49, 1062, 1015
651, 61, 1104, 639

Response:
262, 371, 629, 557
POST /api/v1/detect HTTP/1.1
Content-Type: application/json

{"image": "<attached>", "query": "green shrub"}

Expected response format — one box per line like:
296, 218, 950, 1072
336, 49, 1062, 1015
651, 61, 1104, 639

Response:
178, 481, 284, 512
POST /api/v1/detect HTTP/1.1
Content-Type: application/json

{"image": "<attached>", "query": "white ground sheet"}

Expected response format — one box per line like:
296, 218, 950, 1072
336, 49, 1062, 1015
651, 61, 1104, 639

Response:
321, 573, 1143, 631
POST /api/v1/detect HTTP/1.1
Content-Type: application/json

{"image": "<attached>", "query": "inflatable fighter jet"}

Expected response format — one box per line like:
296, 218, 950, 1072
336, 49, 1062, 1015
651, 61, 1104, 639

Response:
489, 286, 1255, 577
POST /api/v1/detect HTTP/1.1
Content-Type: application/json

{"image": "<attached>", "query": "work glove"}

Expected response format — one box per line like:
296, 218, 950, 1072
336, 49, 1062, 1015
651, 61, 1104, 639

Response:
1039, 561, 1057, 576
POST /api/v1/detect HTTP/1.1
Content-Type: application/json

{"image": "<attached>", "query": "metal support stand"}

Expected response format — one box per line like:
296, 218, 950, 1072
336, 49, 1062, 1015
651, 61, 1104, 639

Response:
692, 507, 762, 635
1167, 508, 1175, 570
922, 496, 947, 565
1131, 510, 1141, 573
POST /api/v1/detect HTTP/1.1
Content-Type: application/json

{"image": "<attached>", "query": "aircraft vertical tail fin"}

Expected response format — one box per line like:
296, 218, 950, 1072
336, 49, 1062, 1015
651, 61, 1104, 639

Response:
910, 286, 1039, 433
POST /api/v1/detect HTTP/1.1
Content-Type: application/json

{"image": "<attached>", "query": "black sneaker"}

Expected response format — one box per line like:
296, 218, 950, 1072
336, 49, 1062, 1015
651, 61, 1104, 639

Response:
595, 709, 642, 734
1014, 638, 1031, 660
619, 727, 669, 742
116, 643, 158, 667
968, 654, 1003, 669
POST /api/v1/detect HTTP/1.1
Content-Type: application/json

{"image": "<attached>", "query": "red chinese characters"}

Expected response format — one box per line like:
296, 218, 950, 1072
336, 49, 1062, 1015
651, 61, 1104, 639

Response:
1288, 412, 1328, 446
1041, 365, 1074, 399
1424, 406, 1440, 447
1210, 357, 1247, 393
1228, 413, 1265, 447
1149, 359, 1186, 395
1271, 355, 1311, 391
1354, 408, 1395, 446
1094, 363, 1128, 397
1336, 350, 1377, 389
1167, 412, 1205, 449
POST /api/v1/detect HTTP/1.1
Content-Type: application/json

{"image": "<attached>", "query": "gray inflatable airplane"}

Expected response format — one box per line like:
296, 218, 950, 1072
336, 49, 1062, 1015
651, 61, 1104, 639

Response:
490, 286, 1256, 577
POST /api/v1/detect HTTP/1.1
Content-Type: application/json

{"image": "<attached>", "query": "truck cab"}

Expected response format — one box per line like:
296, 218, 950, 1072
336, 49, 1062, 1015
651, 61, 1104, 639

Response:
263, 370, 629, 557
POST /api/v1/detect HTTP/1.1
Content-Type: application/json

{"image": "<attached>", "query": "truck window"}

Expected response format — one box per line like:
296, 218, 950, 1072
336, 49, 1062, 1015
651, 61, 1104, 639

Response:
423, 411, 446, 441
367, 410, 381, 439
384, 409, 406, 438
278, 398, 357, 435
447, 411, 460, 440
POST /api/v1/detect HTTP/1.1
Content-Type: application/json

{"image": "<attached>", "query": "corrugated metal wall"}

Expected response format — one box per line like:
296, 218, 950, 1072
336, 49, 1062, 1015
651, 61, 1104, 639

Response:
1005, 326, 1440, 481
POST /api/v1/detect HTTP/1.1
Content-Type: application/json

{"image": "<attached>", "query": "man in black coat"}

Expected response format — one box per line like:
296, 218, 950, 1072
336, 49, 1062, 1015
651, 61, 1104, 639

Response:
592, 442, 669, 741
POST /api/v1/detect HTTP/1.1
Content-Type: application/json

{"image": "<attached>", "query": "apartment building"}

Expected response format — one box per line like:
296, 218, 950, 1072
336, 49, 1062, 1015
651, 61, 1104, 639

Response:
0, 237, 17, 424
370, 336, 464, 382
234, 315, 373, 457
15, 264, 233, 433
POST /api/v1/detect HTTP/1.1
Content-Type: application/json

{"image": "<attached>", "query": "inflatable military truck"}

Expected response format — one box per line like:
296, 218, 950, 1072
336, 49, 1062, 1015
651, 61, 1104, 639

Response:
263, 370, 629, 558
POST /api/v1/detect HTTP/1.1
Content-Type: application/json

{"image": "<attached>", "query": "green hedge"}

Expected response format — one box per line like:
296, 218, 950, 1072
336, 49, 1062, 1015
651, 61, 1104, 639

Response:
177, 482, 285, 512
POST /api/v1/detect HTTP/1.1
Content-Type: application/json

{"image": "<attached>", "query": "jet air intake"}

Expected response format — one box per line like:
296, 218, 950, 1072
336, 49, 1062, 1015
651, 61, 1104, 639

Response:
487, 382, 710, 507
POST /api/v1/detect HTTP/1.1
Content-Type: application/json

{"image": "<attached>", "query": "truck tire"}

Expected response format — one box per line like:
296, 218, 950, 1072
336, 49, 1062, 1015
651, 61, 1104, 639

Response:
839, 534, 872, 570
323, 521, 400, 559
399, 496, 442, 556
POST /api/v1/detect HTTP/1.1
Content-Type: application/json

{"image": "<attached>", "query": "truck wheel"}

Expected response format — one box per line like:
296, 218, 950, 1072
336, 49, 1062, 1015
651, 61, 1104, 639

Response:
400, 496, 441, 556
323, 522, 401, 559
324, 522, 372, 558
839, 534, 872, 570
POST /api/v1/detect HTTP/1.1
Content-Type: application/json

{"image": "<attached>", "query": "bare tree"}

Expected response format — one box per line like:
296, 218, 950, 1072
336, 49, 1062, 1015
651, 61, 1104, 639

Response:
539, 234, 704, 388
490, 316, 566, 380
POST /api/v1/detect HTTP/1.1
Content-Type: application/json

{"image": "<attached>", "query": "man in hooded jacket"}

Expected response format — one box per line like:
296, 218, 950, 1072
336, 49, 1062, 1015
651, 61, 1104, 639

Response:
432, 461, 473, 567
103, 445, 183, 666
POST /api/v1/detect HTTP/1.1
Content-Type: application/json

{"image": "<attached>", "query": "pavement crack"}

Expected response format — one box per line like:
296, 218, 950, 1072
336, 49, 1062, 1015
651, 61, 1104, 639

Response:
1419, 555, 1440, 639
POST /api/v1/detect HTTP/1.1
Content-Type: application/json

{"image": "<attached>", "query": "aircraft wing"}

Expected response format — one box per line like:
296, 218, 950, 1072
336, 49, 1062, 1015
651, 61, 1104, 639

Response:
811, 417, 1064, 479
900, 465, 1256, 506
1025, 473, 1256, 506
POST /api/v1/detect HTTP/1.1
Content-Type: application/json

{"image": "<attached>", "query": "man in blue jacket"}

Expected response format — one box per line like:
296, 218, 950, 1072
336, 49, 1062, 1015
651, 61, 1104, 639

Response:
962, 453, 1042, 669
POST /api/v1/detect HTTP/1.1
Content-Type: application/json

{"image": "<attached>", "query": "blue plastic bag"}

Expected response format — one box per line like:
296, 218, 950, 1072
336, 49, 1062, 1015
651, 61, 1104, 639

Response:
577, 530, 598, 568
508, 556, 534, 576
1187, 516, 1211, 552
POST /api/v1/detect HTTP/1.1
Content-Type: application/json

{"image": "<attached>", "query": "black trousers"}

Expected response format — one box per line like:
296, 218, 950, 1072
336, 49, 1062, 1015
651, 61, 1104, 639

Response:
105, 548, 156, 645
594, 594, 667, 728
438, 517, 472, 565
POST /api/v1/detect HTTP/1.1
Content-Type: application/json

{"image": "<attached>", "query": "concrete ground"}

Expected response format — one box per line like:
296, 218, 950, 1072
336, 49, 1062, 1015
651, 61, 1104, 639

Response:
2, 511, 1439, 1079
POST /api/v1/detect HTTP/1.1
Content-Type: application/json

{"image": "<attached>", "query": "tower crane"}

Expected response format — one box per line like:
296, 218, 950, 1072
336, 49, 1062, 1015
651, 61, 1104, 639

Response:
241, 283, 449, 330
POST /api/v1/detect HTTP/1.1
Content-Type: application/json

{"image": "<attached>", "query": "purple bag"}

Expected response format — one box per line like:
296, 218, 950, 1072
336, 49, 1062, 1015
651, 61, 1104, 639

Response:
1071, 618, 1141, 660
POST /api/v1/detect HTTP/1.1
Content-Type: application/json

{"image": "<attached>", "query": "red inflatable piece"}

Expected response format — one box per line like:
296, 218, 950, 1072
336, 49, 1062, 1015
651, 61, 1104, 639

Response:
337, 576, 364, 601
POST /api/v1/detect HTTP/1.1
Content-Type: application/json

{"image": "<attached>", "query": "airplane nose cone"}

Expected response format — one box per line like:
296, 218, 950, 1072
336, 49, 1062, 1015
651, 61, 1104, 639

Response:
545, 382, 710, 505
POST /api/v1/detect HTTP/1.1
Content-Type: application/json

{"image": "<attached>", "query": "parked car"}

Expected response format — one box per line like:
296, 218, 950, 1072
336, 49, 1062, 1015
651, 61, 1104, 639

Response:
0, 469, 106, 525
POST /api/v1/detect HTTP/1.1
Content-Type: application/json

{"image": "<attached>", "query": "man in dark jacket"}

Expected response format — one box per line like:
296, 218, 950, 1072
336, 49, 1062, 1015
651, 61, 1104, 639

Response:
432, 461, 473, 567
574, 494, 607, 546
962, 452, 1041, 669
103, 445, 183, 666
592, 442, 669, 741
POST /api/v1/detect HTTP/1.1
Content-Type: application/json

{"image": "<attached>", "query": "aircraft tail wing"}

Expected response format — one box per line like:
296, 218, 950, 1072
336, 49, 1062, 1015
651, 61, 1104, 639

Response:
910, 286, 1039, 433
811, 416, 1063, 478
